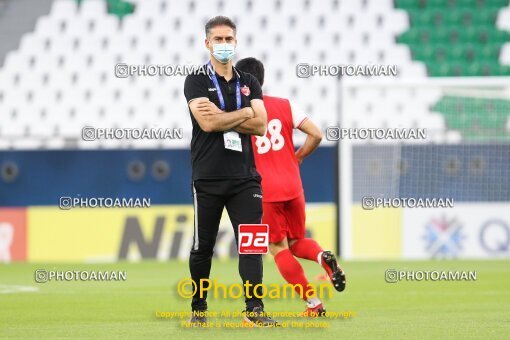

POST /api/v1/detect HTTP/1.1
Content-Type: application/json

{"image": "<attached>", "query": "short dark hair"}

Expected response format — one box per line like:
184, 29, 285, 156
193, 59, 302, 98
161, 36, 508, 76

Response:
205, 16, 236, 37
236, 57, 265, 86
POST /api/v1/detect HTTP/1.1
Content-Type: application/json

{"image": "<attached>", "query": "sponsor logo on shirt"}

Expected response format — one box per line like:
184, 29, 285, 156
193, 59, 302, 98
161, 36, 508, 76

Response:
241, 85, 250, 96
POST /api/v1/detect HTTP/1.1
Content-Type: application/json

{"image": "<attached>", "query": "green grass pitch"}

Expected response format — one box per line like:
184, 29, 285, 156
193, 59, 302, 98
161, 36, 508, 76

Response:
1, 259, 509, 339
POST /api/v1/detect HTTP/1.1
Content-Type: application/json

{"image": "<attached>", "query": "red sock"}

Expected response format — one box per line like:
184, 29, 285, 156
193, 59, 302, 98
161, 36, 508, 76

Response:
290, 238, 324, 264
274, 249, 315, 301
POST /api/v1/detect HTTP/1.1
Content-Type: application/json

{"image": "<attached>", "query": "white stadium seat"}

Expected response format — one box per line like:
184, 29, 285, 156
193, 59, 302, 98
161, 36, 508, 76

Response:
50, 0, 78, 20
496, 7, 510, 32
79, 0, 107, 19
500, 43, 510, 65
0, 0, 451, 149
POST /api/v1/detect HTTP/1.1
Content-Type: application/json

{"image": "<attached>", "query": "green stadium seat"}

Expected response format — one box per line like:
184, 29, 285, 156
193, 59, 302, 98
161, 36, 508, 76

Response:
456, 0, 508, 9
412, 45, 435, 60
465, 63, 482, 76
395, 0, 425, 9
452, 45, 467, 61
461, 27, 479, 43
479, 62, 498, 76
427, 0, 449, 9
462, 44, 477, 61
433, 94, 510, 140
410, 10, 434, 26
446, 11, 465, 26
433, 44, 466, 62
480, 44, 500, 59
497, 65, 510, 76
433, 63, 453, 76
448, 115, 468, 130
395, 0, 510, 77
397, 30, 419, 44
429, 9, 445, 25
106, 0, 134, 19
430, 28, 451, 43
447, 27, 464, 43
426, 62, 444, 76
477, 9, 499, 24
466, 63, 484, 76
491, 30, 510, 43
456, 9, 476, 26
419, 28, 435, 43
448, 62, 466, 76
480, 112, 505, 129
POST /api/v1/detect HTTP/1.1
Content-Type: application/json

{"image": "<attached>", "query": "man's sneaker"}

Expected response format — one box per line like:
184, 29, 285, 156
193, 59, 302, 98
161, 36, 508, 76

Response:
321, 250, 346, 292
242, 306, 280, 327
301, 303, 327, 317
188, 310, 208, 327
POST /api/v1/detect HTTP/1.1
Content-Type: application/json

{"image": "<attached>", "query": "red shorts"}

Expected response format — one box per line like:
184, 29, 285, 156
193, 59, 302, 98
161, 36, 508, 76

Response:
262, 194, 306, 243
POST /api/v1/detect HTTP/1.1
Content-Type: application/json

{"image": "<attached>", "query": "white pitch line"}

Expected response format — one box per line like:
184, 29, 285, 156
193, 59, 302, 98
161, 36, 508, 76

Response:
0, 284, 39, 294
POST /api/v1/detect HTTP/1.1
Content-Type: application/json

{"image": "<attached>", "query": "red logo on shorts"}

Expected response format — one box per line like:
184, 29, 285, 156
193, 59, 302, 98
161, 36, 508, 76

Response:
240, 85, 250, 96
238, 224, 269, 254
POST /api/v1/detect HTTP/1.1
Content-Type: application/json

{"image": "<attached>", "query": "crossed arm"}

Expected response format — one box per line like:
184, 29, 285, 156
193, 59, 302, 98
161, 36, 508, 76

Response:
188, 98, 267, 136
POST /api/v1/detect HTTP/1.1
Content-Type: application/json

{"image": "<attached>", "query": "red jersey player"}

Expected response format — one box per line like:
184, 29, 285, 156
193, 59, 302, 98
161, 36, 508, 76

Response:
236, 58, 346, 316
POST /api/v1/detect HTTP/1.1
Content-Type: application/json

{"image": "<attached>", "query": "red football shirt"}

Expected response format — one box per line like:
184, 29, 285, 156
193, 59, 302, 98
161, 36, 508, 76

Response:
251, 95, 308, 202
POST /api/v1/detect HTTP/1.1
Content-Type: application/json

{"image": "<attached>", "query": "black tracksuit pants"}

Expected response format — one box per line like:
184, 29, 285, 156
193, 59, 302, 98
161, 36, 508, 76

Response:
189, 177, 264, 311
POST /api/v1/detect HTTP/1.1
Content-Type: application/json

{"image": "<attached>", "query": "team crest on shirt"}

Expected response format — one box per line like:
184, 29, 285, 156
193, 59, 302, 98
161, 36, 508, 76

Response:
241, 85, 250, 96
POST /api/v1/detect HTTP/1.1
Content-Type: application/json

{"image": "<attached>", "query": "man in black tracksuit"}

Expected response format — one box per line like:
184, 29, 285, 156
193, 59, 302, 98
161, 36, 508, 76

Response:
183, 16, 278, 327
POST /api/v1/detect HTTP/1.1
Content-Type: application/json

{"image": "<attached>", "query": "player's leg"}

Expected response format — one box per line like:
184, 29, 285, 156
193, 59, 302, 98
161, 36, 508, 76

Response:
266, 202, 319, 311
270, 200, 326, 317
290, 237, 346, 292
189, 180, 225, 318
225, 177, 279, 327
268, 238, 289, 255
287, 195, 346, 292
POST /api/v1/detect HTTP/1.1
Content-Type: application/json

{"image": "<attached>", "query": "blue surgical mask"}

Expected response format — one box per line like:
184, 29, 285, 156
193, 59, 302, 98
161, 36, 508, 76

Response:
212, 43, 236, 64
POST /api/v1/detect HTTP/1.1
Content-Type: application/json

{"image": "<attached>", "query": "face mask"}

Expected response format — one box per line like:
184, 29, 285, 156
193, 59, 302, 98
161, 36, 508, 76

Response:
212, 43, 236, 64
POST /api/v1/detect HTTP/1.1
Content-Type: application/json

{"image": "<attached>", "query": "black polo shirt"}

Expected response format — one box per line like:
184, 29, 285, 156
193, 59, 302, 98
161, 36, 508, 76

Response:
184, 65, 263, 181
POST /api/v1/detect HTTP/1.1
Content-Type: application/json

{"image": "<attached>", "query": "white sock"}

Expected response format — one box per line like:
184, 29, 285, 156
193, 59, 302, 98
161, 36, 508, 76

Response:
307, 297, 322, 308
317, 251, 323, 265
